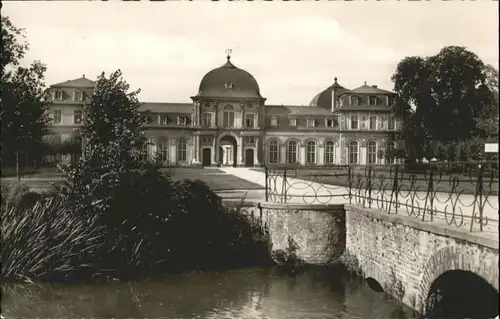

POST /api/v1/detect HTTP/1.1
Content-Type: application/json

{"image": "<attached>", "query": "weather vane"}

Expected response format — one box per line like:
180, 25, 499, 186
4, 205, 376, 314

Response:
225, 48, 232, 61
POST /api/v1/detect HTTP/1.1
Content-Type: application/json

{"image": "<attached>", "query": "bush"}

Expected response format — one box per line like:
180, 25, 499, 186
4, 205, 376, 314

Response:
1, 169, 272, 283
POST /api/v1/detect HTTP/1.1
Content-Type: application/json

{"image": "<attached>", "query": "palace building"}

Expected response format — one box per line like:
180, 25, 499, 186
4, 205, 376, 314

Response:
46, 54, 403, 167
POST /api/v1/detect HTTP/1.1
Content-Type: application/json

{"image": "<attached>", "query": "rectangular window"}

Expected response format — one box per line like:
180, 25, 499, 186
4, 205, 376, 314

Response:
369, 96, 377, 105
289, 118, 297, 126
245, 113, 255, 128
325, 119, 335, 128
74, 90, 83, 101
223, 112, 235, 127
387, 96, 395, 106
203, 112, 212, 127
177, 139, 187, 162
369, 116, 377, 130
307, 118, 315, 127
388, 116, 395, 130
270, 117, 278, 126
379, 116, 387, 129
73, 110, 82, 124
160, 114, 169, 125
350, 115, 358, 130
350, 96, 359, 105
53, 110, 62, 124
55, 90, 63, 100
177, 116, 187, 126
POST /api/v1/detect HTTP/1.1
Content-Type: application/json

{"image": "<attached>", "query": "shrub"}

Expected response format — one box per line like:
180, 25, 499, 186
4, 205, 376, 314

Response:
1, 193, 104, 283
1, 170, 272, 283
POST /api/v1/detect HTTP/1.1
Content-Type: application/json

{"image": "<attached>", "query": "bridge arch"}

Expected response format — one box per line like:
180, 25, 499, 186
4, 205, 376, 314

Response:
361, 259, 387, 293
419, 246, 499, 316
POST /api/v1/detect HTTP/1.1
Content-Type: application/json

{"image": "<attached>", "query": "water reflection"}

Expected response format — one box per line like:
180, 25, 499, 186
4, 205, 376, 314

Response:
2, 267, 415, 318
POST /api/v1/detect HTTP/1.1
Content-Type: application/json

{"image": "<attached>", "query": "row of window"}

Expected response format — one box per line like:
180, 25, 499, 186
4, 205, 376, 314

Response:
267, 140, 397, 165
143, 138, 188, 162
269, 116, 337, 128
158, 114, 188, 126
349, 115, 396, 130
51, 110, 83, 124
53, 90, 84, 102
50, 109, 394, 132
345, 95, 395, 106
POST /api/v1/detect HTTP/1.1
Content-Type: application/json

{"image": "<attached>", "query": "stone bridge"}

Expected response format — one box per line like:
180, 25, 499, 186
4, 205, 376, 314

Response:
235, 200, 499, 316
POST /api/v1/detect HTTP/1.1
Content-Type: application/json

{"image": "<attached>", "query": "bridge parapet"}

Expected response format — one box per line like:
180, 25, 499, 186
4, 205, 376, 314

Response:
344, 204, 499, 313
265, 161, 499, 233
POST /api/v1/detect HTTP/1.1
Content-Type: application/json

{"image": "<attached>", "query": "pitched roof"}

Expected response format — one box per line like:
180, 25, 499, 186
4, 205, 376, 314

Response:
349, 84, 394, 95
139, 102, 193, 113
51, 77, 96, 88
266, 105, 334, 116
335, 104, 393, 112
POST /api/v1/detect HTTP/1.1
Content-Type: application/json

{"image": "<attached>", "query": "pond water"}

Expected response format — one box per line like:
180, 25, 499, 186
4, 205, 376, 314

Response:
2, 267, 417, 319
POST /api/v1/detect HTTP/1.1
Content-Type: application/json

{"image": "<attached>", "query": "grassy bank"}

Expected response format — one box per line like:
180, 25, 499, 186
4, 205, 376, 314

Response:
0, 176, 273, 284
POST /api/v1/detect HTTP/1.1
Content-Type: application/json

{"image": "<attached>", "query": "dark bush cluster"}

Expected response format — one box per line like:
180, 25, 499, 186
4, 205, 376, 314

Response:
0, 169, 271, 283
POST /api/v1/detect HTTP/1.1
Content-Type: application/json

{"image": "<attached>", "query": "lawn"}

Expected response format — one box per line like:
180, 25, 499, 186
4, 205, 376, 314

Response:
1, 167, 263, 193
166, 168, 263, 191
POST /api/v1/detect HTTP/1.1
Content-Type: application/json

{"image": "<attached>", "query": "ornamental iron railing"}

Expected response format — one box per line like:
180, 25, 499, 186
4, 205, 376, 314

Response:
264, 161, 499, 233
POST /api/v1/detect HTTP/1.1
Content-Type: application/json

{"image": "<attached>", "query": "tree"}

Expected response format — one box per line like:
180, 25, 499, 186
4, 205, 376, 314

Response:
474, 64, 499, 139
391, 46, 496, 160
1, 16, 49, 180
59, 69, 147, 207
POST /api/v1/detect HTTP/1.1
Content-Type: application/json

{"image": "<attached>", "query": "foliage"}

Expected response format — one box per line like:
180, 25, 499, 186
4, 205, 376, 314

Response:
272, 236, 305, 274
0, 16, 50, 178
391, 46, 498, 161
1, 191, 104, 283
58, 69, 146, 210
0, 180, 271, 282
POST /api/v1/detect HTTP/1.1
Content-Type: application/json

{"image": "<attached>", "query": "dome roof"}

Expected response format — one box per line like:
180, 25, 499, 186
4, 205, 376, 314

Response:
195, 56, 262, 99
309, 77, 349, 109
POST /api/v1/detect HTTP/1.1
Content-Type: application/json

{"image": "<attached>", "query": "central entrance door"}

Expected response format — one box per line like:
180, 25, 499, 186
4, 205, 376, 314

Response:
245, 148, 254, 167
202, 148, 211, 167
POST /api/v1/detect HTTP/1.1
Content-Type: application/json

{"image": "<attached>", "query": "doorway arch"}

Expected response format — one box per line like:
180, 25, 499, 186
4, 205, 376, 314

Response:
219, 134, 238, 167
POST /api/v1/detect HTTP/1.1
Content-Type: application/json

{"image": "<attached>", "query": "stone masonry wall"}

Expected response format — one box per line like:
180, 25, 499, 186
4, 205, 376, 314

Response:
344, 204, 499, 312
235, 202, 346, 265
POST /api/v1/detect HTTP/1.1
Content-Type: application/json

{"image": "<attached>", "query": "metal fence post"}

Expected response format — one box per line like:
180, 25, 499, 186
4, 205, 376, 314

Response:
348, 165, 352, 203
264, 166, 269, 202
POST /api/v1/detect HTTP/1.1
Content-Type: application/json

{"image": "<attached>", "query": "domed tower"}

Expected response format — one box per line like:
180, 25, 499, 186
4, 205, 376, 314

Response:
309, 77, 350, 112
191, 52, 266, 168
194, 55, 264, 100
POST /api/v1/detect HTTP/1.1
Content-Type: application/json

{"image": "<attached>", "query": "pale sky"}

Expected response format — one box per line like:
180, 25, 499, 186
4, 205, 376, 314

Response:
4, 1, 499, 105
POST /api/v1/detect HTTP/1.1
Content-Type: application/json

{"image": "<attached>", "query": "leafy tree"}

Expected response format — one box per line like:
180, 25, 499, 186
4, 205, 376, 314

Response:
59, 69, 147, 207
1, 16, 49, 180
391, 46, 496, 160
474, 64, 499, 139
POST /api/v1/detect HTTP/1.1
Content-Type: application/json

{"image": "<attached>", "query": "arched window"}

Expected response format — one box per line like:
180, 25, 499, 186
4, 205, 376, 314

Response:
367, 141, 377, 164
287, 140, 298, 164
268, 140, 279, 164
177, 139, 187, 162
386, 140, 396, 164
223, 105, 235, 127
348, 141, 359, 164
157, 137, 169, 162
306, 140, 316, 164
325, 140, 335, 164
